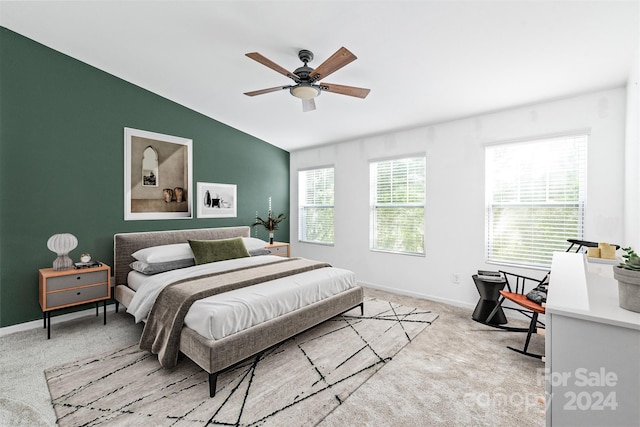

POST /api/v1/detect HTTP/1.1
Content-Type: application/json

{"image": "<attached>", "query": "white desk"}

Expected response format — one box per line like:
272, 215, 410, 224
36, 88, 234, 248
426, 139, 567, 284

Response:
545, 252, 640, 426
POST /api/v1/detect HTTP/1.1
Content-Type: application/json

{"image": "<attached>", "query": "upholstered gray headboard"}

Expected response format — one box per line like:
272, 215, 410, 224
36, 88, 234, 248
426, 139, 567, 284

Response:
113, 226, 251, 286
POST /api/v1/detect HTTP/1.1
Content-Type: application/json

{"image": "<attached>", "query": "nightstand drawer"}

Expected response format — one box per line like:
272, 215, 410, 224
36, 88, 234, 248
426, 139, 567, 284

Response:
46, 284, 109, 308
267, 245, 288, 256
46, 270, 108, 291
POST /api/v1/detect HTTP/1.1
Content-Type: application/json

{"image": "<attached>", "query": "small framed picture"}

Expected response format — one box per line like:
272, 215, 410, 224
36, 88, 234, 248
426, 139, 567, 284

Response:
197, 182, 237, 218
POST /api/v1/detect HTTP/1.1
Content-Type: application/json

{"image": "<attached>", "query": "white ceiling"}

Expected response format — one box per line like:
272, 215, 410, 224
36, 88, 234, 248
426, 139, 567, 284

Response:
1, 1, 638, 151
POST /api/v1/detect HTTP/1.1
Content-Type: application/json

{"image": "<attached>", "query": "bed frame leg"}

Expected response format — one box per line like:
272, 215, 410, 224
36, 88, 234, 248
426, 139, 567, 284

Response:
359, 302, 364, 316
115, 301, 119, 313
209, 372, 218, 397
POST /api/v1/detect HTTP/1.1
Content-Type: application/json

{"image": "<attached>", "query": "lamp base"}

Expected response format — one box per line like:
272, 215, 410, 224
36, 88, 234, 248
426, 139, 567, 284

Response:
53, 254, 73, 271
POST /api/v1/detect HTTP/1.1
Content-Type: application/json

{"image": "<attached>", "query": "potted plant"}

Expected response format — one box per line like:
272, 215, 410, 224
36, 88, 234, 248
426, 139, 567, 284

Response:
613, 246, 640, 312
252, 211, 287, 244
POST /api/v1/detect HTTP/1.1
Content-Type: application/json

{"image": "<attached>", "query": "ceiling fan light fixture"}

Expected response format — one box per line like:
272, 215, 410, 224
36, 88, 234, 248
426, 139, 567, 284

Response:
290, 85, 320, 100
246, 47, 369, 110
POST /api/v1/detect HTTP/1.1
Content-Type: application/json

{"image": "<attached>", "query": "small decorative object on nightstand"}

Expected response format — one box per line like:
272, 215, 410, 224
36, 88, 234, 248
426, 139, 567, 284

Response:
38, 263, 111, 339
265, 242, 290, 257
46, 233, 78, 271
251, 196, 287, 244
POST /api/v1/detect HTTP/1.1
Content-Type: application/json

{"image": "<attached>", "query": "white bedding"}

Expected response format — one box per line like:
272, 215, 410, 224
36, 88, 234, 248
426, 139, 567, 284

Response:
127, 255, 284, 323
126, 256, 357, 340
127, 270, 151, 292
185, 266, 356, 340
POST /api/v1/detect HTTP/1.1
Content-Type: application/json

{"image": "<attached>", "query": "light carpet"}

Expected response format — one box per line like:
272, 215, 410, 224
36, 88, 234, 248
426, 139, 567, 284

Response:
45, 298, 438, 426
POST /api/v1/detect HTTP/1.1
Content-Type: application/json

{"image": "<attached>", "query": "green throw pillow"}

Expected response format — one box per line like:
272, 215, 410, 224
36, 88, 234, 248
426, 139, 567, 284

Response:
188, 237, 250, 265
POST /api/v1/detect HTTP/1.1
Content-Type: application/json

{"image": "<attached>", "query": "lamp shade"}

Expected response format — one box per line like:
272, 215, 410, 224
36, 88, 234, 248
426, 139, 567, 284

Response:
290, 85, 320, 100
47, 233, 78, 270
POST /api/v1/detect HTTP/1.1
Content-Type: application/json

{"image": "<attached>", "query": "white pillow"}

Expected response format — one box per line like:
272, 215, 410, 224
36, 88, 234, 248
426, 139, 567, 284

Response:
242, 237, 269, 251
132, 243, 194, 263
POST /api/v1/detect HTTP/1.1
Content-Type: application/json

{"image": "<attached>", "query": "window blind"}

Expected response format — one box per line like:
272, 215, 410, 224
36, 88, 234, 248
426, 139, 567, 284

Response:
370, 156, 425, 254
485, 134, 587, 268
298, 167, 334, 244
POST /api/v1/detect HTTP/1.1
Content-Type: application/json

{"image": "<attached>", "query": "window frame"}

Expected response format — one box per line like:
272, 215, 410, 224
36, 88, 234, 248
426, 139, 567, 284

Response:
297, 166, 335, 245
369, 155, 426, 256
484, 133, 588, 269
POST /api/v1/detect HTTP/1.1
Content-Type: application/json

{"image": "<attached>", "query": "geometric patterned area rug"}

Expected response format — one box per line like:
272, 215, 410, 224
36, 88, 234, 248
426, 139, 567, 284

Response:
45, 297, 438, 426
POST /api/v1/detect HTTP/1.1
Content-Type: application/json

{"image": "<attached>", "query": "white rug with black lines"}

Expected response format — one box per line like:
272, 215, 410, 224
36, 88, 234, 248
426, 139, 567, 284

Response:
45, 297, 438, 426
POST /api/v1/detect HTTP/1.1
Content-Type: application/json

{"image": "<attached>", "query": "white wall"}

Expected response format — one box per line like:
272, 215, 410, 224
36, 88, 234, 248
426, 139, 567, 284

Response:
625, 48, 640, 249
290, 88, 627, 308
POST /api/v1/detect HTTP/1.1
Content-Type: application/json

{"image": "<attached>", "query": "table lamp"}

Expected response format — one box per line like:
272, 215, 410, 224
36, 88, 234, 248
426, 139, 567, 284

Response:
47, 233, 78, 270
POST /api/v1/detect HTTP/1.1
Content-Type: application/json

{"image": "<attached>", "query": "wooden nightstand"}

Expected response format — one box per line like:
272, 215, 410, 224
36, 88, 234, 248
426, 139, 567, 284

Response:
265, 242, 290, 257
38, 263, 111, 339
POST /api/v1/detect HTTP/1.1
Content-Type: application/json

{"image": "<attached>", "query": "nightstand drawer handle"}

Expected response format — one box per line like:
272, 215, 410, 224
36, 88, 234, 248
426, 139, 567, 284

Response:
76, 276, 81, 280
77, 292, 81, 295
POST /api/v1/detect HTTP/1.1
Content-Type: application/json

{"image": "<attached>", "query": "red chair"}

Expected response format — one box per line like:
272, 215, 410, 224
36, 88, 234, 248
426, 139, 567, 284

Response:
485, 271, 547, 359
483, 239, 619, 359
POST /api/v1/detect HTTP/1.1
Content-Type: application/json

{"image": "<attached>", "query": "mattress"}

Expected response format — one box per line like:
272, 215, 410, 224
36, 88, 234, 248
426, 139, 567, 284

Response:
185, 266, 356, 340
127, 270, 150, 292
127, 255, 283, 323
126, 255, 357, 340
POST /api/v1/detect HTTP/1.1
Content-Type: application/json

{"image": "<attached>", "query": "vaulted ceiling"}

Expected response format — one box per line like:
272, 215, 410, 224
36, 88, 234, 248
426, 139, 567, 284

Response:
1, 1, 637, 151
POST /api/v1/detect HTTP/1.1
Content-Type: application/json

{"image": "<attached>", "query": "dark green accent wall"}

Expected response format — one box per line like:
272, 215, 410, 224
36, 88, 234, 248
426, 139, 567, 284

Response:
0, 27, 290, 327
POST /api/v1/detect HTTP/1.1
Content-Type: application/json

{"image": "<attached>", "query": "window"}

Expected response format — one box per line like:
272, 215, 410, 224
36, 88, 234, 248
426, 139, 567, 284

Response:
370, 156, 426, 255
485, 134, 588, 268
298, 167, 334, 244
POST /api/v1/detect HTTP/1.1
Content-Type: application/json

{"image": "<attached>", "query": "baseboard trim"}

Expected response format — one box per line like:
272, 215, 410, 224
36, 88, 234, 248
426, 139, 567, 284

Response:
357, 281, 476, 310
0, 304, 118, 338
357, 281, 541, 322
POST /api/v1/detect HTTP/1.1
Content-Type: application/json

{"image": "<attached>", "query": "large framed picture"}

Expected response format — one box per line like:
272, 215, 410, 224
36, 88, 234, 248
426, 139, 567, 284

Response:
124, 127, 193, 220
197, 182, 237, 218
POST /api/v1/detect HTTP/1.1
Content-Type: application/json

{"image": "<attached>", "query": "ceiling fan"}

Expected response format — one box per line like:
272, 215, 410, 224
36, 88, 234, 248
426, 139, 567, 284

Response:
244, 47, 371, 112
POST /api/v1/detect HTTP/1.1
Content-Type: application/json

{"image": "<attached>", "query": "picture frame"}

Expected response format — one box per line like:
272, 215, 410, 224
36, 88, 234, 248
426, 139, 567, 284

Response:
124, 127, 193, 220
197, 182, 237, 218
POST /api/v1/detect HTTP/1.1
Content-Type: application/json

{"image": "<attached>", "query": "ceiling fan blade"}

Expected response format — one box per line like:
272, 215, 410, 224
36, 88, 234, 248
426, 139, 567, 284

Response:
309, 47, 357, 81
302, 98, 316, 112
320, 82, 371, 99
244, 86, 290, 96
245, 52, 297, 81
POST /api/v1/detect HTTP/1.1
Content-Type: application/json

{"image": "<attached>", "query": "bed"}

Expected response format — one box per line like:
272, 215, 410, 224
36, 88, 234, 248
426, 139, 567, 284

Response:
113, 226, 364, 397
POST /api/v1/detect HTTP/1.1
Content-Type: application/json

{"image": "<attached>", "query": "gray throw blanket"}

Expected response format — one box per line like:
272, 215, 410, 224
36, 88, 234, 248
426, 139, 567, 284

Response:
140, 257, 331, 368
